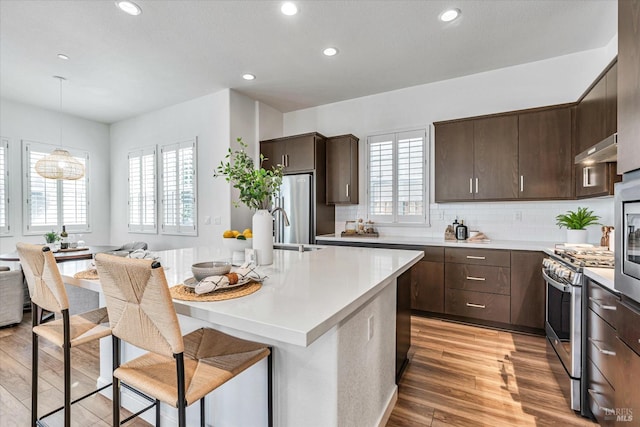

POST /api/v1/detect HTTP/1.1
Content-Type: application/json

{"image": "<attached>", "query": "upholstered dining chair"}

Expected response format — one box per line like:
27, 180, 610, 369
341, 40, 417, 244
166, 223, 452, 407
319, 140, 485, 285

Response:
16, 242, 111, 427
94, 253, 273, 427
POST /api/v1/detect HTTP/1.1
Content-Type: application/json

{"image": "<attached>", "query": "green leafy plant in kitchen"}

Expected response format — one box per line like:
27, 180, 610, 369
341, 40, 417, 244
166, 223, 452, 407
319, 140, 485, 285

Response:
214, 137, 284, 210
555, 207, 601, 230
44, 231, 60, 244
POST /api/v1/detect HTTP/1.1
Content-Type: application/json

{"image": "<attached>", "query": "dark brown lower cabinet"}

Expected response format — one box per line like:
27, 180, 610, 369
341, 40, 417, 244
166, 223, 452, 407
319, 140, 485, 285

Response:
396, 268, 411, 382
510, 251, 545, 330
411, 247, 445, 313
445, 288, 511, 323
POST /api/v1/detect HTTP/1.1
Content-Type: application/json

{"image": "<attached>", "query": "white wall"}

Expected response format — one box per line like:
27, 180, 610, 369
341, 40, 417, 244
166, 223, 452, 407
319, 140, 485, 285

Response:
0, 98, 111, 253
109, 91, 231, 250
283, 43, 618, 244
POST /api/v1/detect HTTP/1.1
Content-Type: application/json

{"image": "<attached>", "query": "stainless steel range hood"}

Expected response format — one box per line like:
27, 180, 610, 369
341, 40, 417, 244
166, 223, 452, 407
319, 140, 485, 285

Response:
575, 133, 617, 164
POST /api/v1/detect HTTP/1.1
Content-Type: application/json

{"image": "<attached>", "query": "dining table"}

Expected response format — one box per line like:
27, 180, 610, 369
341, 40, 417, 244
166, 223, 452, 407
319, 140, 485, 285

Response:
0, 245, 119, 262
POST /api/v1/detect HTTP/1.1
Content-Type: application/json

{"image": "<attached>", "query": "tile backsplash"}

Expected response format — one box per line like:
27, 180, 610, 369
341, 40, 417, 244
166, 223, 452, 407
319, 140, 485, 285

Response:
334, 198, 615, 244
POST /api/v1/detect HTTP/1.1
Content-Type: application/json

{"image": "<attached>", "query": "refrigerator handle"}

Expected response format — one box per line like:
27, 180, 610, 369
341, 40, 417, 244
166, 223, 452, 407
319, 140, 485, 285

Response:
280, 196, 285, 242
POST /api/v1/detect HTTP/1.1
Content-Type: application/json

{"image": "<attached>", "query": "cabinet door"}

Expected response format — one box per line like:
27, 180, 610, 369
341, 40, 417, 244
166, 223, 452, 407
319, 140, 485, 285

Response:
618, 0, 640, 174
576, 76, 607, 155
396, 268, 412, 381
326, 135, 358, 204
411, 260, 445, 313
434, 121, 474, 201
283, 135, 316, 172
473, 116, 519, 200
510, 251, 545, 330
260, 141, 283, 171
605, 62, 617, 137
518, 108, 573, 199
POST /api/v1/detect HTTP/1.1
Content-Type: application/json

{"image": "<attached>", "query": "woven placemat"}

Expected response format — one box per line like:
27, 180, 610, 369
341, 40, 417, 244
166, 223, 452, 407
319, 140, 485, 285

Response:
74, 269, 99, 280
169, 281, 261, 301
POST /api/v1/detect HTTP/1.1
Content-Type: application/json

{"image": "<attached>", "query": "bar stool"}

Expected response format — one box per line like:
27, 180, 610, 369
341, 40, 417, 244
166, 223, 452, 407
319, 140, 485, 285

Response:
16, 243, 111, 427
94, 253, 273, 427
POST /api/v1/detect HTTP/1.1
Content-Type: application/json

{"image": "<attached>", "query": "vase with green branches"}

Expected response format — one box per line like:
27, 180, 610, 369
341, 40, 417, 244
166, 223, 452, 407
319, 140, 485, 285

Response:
555, 207, 600, 244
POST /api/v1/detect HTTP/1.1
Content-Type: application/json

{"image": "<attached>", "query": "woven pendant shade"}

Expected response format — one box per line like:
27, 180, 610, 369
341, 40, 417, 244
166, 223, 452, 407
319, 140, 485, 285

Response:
35, 149, 85, 180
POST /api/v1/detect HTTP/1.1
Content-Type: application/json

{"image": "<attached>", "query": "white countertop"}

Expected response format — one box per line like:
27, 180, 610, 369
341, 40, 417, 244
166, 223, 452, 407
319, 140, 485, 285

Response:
59, 245, 423, 347
316, 234, 556, 251
584, 267, 616, 292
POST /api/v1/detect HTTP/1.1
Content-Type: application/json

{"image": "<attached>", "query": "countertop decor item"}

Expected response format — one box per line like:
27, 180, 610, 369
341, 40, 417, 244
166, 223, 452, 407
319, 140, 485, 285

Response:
191, 261, 232, 281
215, 137, 286, 265
555, 207, 600, 244
44, 231, 60, 244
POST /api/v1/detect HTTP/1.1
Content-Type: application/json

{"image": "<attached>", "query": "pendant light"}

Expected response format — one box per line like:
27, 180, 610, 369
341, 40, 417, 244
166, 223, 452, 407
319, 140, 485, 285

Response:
35, 76, 85, 180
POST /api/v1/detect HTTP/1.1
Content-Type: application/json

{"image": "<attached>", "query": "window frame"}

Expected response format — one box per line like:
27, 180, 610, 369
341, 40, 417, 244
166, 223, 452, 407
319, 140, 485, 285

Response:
0, 137, 10, 235
127, 145, 158, 234
22, 140, 91, 235
160, 137, 197, 236
366, 128, 429, 225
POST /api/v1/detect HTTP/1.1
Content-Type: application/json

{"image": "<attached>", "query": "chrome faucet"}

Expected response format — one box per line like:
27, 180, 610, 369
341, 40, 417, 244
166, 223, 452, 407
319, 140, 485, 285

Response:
271, 207, 290, 226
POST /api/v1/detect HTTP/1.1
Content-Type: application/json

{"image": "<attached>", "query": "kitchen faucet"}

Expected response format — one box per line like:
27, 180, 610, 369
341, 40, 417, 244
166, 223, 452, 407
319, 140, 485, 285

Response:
271, 207, 290, 226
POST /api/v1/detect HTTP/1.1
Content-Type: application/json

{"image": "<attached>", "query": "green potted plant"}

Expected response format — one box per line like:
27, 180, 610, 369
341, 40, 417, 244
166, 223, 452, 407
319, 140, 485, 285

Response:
44, 231, 60, 250
214, 137, 284, 265
555, 207, 600, 244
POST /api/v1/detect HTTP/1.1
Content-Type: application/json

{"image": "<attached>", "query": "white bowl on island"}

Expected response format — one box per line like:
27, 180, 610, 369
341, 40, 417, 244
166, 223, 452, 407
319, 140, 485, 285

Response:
223, 237, 252, 265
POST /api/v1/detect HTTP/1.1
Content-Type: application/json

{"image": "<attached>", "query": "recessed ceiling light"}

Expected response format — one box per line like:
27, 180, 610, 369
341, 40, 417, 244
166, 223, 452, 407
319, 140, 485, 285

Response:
242, 73, 256, 81
115, 1, 142, 16
323, 47, 339, 57
439, 8, 460, 22
281, 2, 298, 16
57, 53, 69, 60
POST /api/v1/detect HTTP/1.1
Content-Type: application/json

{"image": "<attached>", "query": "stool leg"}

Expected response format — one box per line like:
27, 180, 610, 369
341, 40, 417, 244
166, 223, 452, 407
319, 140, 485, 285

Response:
155, 399, 161, 427
112, 336, 121, 426
31, 303, 38, 427
200, 397, 205, 427
62, 310, 71, 427
268, 348, 273, 427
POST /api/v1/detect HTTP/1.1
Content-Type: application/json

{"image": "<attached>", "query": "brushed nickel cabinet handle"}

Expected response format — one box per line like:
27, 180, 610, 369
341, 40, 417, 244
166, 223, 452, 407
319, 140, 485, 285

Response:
588, 296, 617, 311
466, 276, 486, 281
281, 154, 286, 166
286, 154, 290, 167
346, 184, 349, 198
466, 255, 486, 260
470, 178, 473, 194
587, 389, 615, 414
520, 175, 524, 192
588, 337, 616, 356
466, 302, 486, 309
475, 178, 478, 194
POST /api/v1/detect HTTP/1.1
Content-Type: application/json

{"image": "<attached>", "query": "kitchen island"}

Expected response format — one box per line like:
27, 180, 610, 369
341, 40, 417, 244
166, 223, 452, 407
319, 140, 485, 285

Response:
58, 245, 423, 427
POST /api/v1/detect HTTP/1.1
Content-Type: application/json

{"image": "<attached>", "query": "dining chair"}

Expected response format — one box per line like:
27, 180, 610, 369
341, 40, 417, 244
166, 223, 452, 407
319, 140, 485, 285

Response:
16, 242, 111, 427
94, 253, 273, 427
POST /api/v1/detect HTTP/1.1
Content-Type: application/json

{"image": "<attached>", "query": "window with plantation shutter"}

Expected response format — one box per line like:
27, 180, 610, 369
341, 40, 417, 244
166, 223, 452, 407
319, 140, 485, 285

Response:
22, 140, 90, 234
160, 138, 197, 235
0, 138, 9, 235
367, 129, 428, 224
128, 147, 157, 233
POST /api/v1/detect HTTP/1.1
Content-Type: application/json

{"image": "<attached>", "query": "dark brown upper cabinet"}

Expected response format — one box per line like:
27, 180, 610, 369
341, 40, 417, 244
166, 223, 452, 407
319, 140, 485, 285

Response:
618, 0, 640, 174
260, 132, 324, 173
326, 134, 359, 204
518, 106, 573, 199
435, 105, 572, 202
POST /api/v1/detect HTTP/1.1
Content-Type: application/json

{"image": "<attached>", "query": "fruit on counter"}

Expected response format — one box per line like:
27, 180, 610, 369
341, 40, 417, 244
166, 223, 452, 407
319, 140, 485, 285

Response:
232, 230, 241, 237
236, 235, 247, 240
242, 228, 252, 236
223, 230, 234, 238
222, 228, 252, 238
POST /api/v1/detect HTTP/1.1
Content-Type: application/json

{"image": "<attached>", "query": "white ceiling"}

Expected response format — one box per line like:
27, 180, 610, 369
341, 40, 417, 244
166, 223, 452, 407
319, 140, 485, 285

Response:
0, 0, 617, 124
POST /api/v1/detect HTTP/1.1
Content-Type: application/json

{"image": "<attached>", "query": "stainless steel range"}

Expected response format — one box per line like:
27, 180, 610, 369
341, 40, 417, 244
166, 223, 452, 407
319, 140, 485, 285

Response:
542, 247, 614, 415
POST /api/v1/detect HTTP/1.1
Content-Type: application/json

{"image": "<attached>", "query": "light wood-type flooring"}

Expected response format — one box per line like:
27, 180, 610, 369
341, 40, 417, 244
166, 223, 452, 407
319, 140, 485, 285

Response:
1, 313, 597, 426
387, 316, 597, 427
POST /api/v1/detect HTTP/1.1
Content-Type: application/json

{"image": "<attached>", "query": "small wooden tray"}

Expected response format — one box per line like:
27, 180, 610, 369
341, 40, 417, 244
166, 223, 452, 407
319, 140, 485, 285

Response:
56, 247, 89, 253
341, 232, 379, 238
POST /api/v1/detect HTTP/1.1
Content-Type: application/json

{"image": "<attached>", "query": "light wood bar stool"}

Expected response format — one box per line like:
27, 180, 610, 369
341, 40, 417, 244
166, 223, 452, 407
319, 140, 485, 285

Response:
16, 243, 111, 427
94, 253, 273, 427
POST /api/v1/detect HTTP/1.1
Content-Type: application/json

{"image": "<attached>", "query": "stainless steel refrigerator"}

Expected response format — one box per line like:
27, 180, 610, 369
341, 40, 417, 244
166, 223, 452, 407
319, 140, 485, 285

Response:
274, 174, 313, 244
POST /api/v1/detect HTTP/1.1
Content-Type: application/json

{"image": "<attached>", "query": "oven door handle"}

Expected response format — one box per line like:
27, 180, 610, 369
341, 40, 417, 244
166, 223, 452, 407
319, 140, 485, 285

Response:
541, 269, 571, 293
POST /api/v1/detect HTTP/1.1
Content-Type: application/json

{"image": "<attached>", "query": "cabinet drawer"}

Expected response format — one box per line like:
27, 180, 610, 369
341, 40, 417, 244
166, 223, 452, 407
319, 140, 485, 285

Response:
445, 289, 510, 323
586, 358, 616, 426
587, 308, 619, 386
445, 263, 510, 295
445, 248, 510, 267
617, 300, 640, 356
588, 280, 620, 329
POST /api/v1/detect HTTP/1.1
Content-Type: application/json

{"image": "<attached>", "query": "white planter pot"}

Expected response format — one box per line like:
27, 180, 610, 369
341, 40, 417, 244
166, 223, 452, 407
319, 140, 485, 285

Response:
252, 209, 274, 265
566, 229, 588, 244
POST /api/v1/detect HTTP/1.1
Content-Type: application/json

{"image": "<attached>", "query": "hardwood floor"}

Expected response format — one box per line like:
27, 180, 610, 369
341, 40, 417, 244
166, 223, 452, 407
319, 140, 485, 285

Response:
387, 316, 597, 427
1, 313, 597, 427
0, 311, 149, 427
